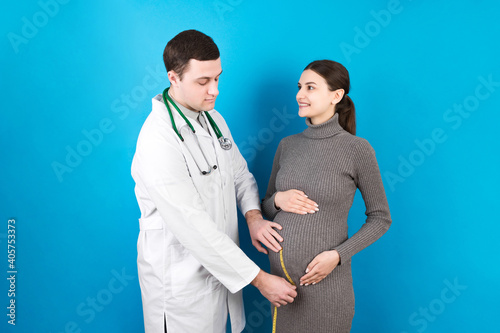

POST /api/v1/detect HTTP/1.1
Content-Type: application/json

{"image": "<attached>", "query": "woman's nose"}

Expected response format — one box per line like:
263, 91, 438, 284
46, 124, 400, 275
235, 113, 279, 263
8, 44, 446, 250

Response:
296, 88, 304, 101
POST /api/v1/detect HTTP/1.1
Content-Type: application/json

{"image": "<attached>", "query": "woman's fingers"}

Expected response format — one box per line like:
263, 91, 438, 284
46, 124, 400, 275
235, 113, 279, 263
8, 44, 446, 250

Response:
293, 194, 319, 213
292, 189, 307, 196
278, 189, 320, 214
291, 203, 318, 214
296, 195, 318, 206
300, 270, 325, 285
296, 198, 319, 210
299, 251, 339, 285
293, 191, 318, 205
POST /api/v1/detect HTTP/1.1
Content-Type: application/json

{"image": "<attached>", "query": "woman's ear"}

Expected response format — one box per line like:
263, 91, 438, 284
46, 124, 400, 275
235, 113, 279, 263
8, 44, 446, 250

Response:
331, 89, 345, 105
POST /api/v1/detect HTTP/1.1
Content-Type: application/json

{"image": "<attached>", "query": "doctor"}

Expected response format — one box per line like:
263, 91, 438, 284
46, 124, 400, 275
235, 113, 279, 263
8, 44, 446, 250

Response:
131, 30, 297, 333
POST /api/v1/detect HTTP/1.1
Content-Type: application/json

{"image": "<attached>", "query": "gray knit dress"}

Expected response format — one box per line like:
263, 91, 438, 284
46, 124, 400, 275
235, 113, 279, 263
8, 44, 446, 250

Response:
261, 113, 392, 333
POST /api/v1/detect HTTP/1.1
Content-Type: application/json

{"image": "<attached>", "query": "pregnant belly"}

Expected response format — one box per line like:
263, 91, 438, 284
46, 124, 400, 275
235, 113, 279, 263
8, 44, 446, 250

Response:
269, 210, 346, 285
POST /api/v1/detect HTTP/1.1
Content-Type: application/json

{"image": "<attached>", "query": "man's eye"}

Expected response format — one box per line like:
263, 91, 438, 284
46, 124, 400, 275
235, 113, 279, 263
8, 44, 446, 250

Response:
198, 80, 208, 86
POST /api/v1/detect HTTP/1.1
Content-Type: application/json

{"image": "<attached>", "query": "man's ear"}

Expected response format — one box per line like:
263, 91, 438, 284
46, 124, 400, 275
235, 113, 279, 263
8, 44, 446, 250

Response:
167, 71, 180, 87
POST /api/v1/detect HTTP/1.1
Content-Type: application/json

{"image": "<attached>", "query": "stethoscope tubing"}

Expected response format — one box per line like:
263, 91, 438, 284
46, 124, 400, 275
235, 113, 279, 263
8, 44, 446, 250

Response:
162, 87, 232, 175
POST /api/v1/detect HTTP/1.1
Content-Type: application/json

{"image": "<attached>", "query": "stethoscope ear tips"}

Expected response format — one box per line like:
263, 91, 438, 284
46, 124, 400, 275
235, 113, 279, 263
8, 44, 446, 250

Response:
201, 165, 217, 175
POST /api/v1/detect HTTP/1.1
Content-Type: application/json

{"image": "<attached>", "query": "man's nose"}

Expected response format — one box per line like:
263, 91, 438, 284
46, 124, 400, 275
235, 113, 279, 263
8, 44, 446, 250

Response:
208, 82, 219, 96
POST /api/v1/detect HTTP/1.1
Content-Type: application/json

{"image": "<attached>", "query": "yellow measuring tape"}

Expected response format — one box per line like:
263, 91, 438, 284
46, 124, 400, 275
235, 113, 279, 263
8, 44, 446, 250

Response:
272, 248, 295, 333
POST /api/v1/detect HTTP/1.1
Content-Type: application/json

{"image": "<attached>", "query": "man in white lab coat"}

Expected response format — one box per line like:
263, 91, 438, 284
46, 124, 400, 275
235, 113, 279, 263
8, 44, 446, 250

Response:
131, 30, 297, 333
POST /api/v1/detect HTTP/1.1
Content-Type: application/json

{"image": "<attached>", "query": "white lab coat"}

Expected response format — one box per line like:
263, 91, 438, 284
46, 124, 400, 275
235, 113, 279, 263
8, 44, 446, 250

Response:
131, 94, 261, 333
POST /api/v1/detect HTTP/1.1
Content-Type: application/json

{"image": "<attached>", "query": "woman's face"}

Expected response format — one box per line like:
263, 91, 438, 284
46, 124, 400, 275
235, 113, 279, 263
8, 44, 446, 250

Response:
296, 69, 343, 125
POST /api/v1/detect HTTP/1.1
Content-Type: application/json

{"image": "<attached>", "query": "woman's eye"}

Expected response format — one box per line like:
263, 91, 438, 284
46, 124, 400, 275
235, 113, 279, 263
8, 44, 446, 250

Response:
308, 86, 314, 90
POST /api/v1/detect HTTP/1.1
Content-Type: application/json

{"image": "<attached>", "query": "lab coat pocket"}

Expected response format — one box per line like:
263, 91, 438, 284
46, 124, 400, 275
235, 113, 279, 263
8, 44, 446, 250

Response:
169, 244, 217, 300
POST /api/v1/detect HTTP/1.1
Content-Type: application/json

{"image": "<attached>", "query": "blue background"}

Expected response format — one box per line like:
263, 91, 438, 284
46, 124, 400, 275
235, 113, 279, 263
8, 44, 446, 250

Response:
1, 0, 499, 332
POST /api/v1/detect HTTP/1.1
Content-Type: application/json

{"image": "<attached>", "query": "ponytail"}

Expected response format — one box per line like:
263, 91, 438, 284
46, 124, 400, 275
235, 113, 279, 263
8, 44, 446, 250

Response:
336, 94, 356, 135
304, 60, 356, 135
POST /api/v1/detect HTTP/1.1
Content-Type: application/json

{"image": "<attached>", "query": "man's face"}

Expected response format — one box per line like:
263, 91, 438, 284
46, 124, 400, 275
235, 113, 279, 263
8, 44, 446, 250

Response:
168, 58, 222, 111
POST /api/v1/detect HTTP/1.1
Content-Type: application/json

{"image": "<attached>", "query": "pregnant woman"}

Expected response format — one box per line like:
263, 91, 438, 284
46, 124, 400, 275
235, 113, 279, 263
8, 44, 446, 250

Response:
262, 60, 392, 332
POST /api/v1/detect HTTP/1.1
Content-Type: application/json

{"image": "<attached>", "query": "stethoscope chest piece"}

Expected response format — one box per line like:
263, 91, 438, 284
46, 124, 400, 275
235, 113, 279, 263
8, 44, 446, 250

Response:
219, 137, 232, 150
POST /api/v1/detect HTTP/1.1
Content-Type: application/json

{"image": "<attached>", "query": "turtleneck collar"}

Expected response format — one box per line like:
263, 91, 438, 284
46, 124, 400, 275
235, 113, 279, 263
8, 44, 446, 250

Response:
302, 113, 345, 139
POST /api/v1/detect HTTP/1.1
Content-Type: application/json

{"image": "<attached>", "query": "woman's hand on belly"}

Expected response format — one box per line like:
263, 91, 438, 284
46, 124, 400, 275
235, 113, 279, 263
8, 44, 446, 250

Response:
299, 250, 340, 286
275, 189, 319, 215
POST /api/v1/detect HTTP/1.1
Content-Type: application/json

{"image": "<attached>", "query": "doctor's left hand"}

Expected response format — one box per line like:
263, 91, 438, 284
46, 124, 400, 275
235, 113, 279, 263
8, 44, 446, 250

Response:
245, 210, 283, 254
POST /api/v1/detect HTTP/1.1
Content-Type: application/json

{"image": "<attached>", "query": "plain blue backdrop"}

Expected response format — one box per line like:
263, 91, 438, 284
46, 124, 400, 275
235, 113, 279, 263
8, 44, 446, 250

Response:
1, 0, 499, 332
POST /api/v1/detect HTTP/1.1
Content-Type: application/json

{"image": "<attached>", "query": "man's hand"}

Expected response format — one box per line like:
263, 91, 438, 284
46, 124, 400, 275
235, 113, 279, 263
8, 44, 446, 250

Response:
251, 270, 297, 307
299, 250, 340, 286
245, 210, 283, 254
275, 190, 319, 215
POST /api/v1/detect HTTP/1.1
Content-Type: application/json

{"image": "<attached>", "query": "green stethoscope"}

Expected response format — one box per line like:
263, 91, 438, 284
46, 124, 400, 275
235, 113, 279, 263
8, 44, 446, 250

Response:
162, 87, 232, 175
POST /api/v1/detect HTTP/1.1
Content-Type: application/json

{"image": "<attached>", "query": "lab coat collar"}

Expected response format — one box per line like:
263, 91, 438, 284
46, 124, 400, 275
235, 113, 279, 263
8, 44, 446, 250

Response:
151, 94, 213, 138
168, 90, 200, 123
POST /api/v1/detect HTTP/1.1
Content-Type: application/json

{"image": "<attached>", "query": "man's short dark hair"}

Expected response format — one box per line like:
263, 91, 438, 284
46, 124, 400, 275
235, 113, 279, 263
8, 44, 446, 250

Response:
163, 30, 220, 79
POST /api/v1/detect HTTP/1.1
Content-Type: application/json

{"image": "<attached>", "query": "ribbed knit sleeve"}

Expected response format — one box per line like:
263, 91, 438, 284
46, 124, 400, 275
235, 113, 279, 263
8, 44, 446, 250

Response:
261, 141, 283, 220
333, 138, 392, 264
